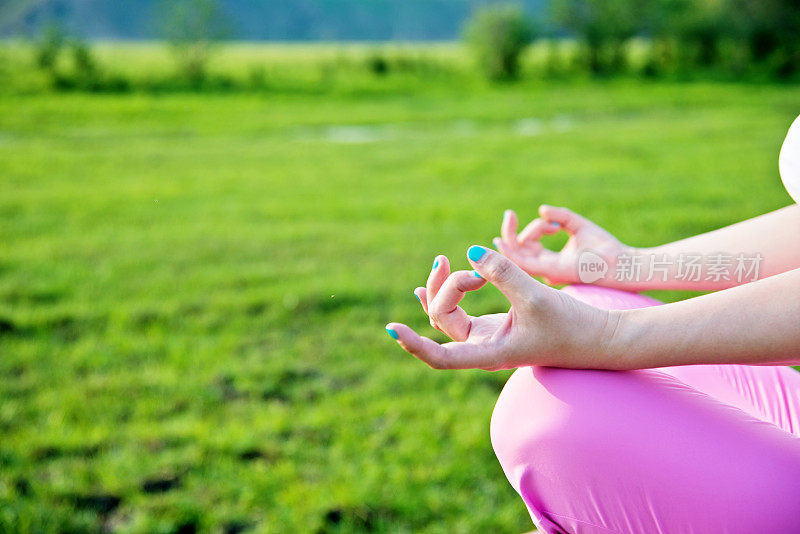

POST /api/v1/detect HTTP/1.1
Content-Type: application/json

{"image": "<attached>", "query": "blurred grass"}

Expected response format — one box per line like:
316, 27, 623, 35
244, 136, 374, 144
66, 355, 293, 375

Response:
0, 53, 799, 532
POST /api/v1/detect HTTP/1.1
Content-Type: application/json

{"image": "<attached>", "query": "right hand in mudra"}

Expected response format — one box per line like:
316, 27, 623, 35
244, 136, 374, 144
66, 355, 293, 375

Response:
385, 246, 615, 371
493, 205, 630, 285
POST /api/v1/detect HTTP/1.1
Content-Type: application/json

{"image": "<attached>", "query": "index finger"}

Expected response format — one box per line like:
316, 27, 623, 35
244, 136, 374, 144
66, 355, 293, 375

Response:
539, 204, 586, 235
428, 270, 486, 341
518, 218, 560, 246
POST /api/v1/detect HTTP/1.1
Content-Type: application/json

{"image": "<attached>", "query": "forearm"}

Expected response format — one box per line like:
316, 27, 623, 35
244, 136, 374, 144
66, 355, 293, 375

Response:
605, 268, 800, 369
617, 204, 800, 291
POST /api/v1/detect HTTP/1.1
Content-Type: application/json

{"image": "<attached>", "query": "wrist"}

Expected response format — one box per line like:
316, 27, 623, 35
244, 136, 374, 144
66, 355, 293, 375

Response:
599, 309, 644, 370
568, 307, 629, 370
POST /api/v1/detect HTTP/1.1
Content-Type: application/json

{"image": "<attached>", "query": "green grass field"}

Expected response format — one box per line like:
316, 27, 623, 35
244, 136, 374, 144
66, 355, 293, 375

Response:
1, 52, 799, 532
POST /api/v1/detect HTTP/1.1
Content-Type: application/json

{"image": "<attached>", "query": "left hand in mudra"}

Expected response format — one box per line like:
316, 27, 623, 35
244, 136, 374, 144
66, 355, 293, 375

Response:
386, 246, 619, 371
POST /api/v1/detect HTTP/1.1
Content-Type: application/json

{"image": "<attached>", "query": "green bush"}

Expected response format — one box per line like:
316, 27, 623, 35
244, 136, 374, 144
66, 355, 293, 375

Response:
731, 0, 800, 78
72, 41, 95, 75
366, 52, 390, 76
158, 0, 231, 85
70, 40, 101, 89
35, 23, 65, 71
553, 0, 644, 75
463, 4, 534, 81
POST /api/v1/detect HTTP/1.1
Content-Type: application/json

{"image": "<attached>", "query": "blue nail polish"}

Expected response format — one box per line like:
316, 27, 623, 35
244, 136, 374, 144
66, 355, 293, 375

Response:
414, 291, 421, 301
468, 245, 486, 262
432, 258, 439, 270
473, 270, 482, 278
386, 328, 399, 339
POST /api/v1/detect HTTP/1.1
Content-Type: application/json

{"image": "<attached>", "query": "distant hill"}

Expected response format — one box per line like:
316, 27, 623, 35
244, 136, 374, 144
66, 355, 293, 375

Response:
0, 0, 546, 41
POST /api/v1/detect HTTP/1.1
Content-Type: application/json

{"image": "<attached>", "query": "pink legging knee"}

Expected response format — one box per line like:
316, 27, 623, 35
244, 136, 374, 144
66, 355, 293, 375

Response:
491, 285, 800, 534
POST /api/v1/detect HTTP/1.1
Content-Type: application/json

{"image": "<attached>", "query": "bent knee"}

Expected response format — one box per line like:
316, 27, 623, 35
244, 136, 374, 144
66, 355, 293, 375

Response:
490, 366, 800, 533
490, 365, 676, 480
490, 366, 591, 480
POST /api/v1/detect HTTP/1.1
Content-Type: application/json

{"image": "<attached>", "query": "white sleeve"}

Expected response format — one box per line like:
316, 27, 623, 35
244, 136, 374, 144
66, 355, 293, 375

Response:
779, 115, 800, 203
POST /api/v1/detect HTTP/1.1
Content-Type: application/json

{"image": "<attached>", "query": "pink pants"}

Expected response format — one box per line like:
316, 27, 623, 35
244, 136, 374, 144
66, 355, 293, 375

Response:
491, 285, 800, 534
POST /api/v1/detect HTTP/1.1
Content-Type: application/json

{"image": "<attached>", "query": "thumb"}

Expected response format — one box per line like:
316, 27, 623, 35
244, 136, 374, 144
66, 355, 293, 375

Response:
466, 245, 541, 310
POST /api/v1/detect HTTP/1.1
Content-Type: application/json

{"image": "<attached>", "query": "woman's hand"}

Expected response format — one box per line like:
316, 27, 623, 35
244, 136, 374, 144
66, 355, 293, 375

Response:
386, 246, 618, 371
494, 205, 630, 285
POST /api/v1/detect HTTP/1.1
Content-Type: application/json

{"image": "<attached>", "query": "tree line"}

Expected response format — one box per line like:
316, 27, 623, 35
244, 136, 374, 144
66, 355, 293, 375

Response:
471, 0, 800, 80
20, 0, 800, 92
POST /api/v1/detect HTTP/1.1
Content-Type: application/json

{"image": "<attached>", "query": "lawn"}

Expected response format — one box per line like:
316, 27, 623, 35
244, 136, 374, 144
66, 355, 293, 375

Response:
1, 74, 798, 532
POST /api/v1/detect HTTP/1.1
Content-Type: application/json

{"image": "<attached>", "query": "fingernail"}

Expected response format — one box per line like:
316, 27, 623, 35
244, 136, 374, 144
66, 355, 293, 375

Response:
473, 270, 482, 278
552, 222, 561, 228
432, 258, 439, 270
386, 327, 399, 340
413, 291, 421, 301
467, 245, 486, 262
504, 209, 512, 218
